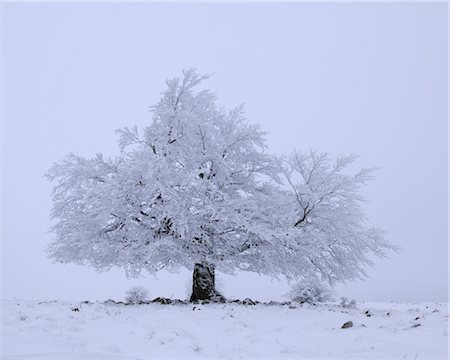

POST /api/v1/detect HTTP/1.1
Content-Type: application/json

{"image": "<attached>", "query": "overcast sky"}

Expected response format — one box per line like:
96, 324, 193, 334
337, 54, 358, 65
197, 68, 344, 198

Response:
2, 3, 448, 302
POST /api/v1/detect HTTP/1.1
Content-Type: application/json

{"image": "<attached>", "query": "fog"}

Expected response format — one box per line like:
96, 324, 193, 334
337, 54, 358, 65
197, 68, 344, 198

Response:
2, 3, 448, 302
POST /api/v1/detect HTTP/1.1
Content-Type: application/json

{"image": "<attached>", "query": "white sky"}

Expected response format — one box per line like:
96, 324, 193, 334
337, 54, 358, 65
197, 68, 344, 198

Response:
2, 3, 448, 302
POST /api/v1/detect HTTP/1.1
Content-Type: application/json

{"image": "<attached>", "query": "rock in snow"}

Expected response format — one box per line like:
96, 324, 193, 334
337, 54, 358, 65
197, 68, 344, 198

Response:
341, 320, 353, 329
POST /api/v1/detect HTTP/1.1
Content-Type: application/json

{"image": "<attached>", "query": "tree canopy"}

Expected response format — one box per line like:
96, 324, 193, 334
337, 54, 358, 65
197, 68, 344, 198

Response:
47, 70, 396, 300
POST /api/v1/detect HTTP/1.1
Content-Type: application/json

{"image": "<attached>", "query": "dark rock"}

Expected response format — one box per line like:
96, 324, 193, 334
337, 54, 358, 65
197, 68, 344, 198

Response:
71, 307, 79, 312
267, 300, 280, 306
210, 294, 226, 303
341, 321, 353, 329
104, 299, 125, 305
152, 297, 172, 305
170, 299, 186, 305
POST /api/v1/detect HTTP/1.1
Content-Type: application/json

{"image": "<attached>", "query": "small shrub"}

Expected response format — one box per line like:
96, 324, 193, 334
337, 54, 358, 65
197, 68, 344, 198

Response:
125, 286, 149, 304
288, 278, 333, 304
340, 297, 357, 309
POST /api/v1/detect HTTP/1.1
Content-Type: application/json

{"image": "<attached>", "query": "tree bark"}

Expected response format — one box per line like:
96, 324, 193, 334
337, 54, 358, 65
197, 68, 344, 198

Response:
190, 263, 224, 302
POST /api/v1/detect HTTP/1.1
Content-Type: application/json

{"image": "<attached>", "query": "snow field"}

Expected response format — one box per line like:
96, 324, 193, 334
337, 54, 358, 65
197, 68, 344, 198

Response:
1, 300, 448, 359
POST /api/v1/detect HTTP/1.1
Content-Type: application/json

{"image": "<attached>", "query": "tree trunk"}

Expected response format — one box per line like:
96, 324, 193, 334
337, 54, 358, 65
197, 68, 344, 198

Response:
190, 263, 224, 302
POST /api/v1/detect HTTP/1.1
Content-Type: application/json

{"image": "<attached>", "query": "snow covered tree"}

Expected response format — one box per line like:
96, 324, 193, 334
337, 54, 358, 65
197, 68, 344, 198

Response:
287, 276, 334, 304
125, 286, 149, 304
46, 69, 396, 302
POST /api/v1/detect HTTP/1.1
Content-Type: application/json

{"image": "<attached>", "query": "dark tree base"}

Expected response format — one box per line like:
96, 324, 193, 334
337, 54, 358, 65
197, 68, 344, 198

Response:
189, 263, 225, 302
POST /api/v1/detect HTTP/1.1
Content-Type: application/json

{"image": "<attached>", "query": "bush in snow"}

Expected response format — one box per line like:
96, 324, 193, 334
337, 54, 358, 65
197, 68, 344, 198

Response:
288, 278, 333, 304
339, 297, 357, 309
125, 286, 149, 304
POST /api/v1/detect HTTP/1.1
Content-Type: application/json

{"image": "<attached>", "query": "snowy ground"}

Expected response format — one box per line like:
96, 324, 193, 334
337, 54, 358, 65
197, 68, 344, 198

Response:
1, 299, 448, 359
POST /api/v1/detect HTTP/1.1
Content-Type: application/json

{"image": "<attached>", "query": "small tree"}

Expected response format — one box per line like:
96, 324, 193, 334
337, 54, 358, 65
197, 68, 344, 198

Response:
287, 277, 334, 304
125, 286, 149, 304
46, 70, 396, 302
